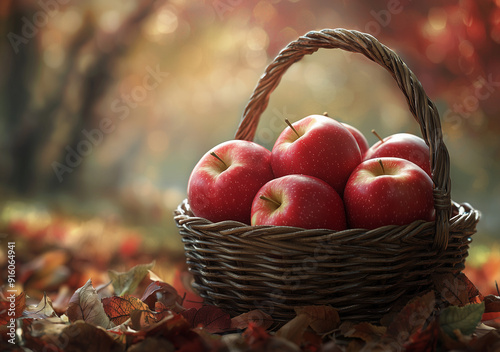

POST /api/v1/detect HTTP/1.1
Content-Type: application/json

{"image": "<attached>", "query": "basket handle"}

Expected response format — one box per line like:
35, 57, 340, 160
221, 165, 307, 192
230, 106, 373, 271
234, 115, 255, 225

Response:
234, 28, 452, 251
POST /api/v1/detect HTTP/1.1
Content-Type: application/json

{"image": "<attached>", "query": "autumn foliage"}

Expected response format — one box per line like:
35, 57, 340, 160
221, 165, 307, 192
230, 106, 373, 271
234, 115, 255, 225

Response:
1, 260, 500, 352
1, 209, 499, 351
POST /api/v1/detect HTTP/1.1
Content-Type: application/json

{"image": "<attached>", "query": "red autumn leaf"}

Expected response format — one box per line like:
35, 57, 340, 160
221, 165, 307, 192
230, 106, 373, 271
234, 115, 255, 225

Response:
172, 267, 203, 310
482, 296, 500, 328
432, 272, 484, 307
484, 294, 500, 313
140, 280, 184, 312
102, 294, 152, 326
155, 301, 174, 321
243, 321, 271, 347
128, 301, 175, 331
403, 319, 440, 352
244, 322, 299, 352
0, 291, 25, 325
180, 305, 231, 333
127, 313, 207, 351
482, 313, 500, 329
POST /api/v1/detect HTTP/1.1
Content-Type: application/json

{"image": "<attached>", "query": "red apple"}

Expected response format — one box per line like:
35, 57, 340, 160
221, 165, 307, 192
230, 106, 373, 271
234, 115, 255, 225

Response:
344, 157, 435, 229
364, 132, 431, 176
341, 122, 370, 157
187, 140, 274, 224
271, 115, 362, 196
251, 174, 346, 231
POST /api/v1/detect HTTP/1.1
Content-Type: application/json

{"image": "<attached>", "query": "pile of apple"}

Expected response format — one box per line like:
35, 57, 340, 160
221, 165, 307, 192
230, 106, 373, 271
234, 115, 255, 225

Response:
187, 114, 435, 231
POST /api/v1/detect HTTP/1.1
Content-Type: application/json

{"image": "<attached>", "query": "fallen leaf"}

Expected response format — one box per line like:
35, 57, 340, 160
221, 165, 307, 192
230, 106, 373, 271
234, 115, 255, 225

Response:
439, 301, 485, 338
0, 291, 25, 325
432, 272, 483, 307
22, 325, 66, 352
59, 321, 122, 352
141, 280, 184, 313
127, 313, 207, 351
403, 319, 439, 352
294, 305, 340, 334
385, 290, 436, 344
66, 279, 114, 328
483, 294, 500, 313
470, 329, 500, 351
127, 301, 175, 331
319, 340, 347, 352
27, 316, 68, 339
23, 293, 57, 320
275, 312, 312, 345
343, 322, 387, 343
129, 309, 159, 331
155, 301, 174, 322
243, 321, 270, 345
108, 261, 155, 296
102, 294, 151, 326
180, 305, 231, 333
230, 309, 273, 330
127, 336, 175, 352
172, 267, 204, 310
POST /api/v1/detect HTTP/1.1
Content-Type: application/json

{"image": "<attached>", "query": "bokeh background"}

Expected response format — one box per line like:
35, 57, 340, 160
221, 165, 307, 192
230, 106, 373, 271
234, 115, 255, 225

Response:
1, 0, 499, 299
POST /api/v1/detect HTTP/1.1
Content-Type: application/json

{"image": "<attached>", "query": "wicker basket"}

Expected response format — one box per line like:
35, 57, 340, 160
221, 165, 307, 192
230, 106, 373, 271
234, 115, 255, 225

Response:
174, 28, 481, 325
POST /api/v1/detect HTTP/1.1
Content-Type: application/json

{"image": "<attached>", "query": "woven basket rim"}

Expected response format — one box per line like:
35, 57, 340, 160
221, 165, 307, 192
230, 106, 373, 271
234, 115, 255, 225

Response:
175, 198, 480, 243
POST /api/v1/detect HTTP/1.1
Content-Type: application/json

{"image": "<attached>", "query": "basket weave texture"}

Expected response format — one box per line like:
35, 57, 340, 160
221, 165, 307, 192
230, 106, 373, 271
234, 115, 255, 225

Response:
174, 28, 481, 324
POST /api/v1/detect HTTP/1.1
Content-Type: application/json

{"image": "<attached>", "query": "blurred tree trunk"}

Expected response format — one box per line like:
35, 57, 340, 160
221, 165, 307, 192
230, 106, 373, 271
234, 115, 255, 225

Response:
0, 0, 163, 197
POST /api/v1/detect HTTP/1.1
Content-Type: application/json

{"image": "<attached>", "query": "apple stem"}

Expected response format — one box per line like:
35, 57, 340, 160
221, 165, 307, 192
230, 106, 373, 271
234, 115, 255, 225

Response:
378, 159, 385, 174
371, 129, 384, 143
210, 152, 228, 169
259, 195, 281, 208
323, 112, 329, 117
285, 119, 300, 139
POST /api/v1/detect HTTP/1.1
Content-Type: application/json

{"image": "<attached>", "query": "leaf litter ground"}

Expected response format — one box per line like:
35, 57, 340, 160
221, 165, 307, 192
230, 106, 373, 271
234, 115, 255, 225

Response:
1, 212, 500, 351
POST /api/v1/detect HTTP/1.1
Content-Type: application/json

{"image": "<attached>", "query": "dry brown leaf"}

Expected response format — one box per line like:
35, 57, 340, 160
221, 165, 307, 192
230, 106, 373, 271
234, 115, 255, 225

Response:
385, 290, 436, 343
432, 272, 483, 307
294, 305, 340, 334
230, 309, 273, 330
108, 261, 155, 296
343, 322, 387, 342
66, 279, 114, 329
275, 313, 312, 345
